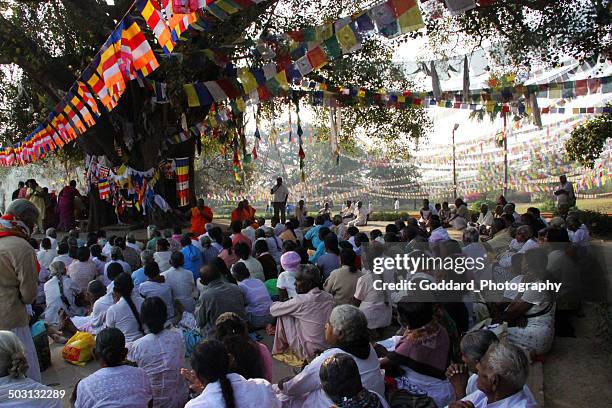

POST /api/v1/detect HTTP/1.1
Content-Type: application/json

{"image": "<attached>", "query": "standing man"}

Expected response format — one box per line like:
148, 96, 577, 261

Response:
0, 199, 41, 381
271, 177, 289, 224
554, 175, 575, 209
394, 198, 400, 213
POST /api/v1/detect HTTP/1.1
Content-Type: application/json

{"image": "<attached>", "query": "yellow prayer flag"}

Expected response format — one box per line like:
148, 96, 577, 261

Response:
183, 85, 200, 107
215, 0, 239, 14
398, 5, 424, 33
316, 24, 333, 41
275, 71, 289, 90
336, 25, 357, 52
239, 68, 258, 94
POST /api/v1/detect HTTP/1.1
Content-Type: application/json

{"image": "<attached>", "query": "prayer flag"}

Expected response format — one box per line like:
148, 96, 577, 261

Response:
77, 81, 100, 117
444, 0, 476, 15
68, 93, 95, 128
239, 68, 258, 94
307, 46, 328, 69
205, 81, 228, 102
63, 102, 87, 134
336, 24, 360, 53
121, 20, 160, 78
397, 2, 424, 33
137, 0, 175, 54
370, 3, 396, 27
99, 179, 110, 200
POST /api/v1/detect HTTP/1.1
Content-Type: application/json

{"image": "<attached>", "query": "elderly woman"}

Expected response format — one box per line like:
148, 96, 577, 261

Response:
278, 304, 385, 407
0, 199, 41, 381
449, 342, 537, 408
320, 353, 389, 408
493, 225, 538, 283
378, 298, 453, 408
43, 261, 81, 328
447, 330, 536, 404
0, 331, 61, 407
493, 248, 555, 356
270, 264, 334, 363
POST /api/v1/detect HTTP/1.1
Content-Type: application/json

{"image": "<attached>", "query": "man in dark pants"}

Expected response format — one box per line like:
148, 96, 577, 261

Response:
271, 177, 289, 224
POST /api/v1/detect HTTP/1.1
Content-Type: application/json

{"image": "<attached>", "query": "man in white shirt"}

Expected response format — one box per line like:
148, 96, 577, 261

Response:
340, 200, 355, 224
271, 177, 289, 224
424, 198, 438, 216
554, 174, 575, 209
347, 201, 368, 227
566, 214, 589, 247
162, 252, 198, 314
126, 233, 142, 255
451, 342, 537, 408
477, 204, 494, 232
394, 198, 400, 212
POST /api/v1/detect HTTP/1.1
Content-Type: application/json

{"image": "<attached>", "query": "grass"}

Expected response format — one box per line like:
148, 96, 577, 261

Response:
515, 198, 612, 214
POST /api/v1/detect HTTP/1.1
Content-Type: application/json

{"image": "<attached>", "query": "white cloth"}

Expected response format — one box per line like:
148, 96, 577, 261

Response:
89, 293, 114, 335
498, 239, 539, 268
9, 326, 41, 382
43, 276, 79, 326
0, 375, 61, 407
154, 194, 172, 213
154, 251, 173, 272
354, 272, 393, 329
242, 226, 256, 243
460, 387, 538, 408
276, 270, 297, 298
127, 242, 142, 255
568, 224, 589, 247
348, 206, 368, 226
394, 200, 400, 211
396, 366, 453, 408
185, 373, 280, 408
51, 254, 73, 268
429, 203, 439, 216
128, 329, 188, 408
75, 365, 152, 408
477, 211, 494, 227
36, 249, 56, 271
504, 276, 555, 355
162, 267, 197, 313
237, 257, 266, 282
39, 236, 57, 252
280, 346, 385, 407
105, 293, 145, 343
138, 281, 175, 319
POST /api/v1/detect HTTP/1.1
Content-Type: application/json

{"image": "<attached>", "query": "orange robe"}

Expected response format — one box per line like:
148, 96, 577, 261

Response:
191, 206, 213, 236
231, 208, 250, 223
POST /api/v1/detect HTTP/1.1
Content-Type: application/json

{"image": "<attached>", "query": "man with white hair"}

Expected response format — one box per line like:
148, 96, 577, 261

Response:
449, 342, 537, 408
0, 199, 42, 381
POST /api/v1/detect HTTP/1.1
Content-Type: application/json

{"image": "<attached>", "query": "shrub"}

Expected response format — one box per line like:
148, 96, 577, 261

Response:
368, 211, 413, 222
469, 199, 496, 213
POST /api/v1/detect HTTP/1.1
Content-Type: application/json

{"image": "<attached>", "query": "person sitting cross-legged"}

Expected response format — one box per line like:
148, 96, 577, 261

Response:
270, 264, 334, 364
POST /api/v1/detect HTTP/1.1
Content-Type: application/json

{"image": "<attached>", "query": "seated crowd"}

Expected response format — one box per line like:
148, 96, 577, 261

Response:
0, 195, 591, 407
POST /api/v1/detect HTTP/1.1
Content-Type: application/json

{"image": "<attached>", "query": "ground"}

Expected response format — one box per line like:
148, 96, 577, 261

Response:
38, 222, 611, 407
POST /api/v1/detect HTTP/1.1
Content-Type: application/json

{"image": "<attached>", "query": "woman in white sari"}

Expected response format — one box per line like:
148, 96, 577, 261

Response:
0, 331, 61, 407
277, 305, 385, 407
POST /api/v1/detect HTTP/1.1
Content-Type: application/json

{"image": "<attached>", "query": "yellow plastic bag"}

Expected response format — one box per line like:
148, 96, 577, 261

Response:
62, 331, 95, 366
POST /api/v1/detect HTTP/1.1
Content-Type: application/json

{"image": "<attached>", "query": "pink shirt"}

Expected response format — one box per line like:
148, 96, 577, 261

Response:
256, 341, 273, 382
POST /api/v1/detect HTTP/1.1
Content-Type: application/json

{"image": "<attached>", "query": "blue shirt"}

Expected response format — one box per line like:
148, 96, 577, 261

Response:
317, 252, 341, 280
309, 241, 326, 264
305, 225, 323, 248
181, 245, 204, 280
131, 267, 147, 287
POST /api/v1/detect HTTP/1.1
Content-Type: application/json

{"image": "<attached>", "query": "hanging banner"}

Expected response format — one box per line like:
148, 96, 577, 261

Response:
175, 157, 190, 207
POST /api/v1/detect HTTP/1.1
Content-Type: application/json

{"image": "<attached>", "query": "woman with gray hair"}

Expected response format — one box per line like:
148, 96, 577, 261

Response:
270, 264, 334, 361
0, 331, 61, 407
43, 261, 81, 328
277, 304, 385, 407
449, 341, 537, 408
0, 199, 41, 381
